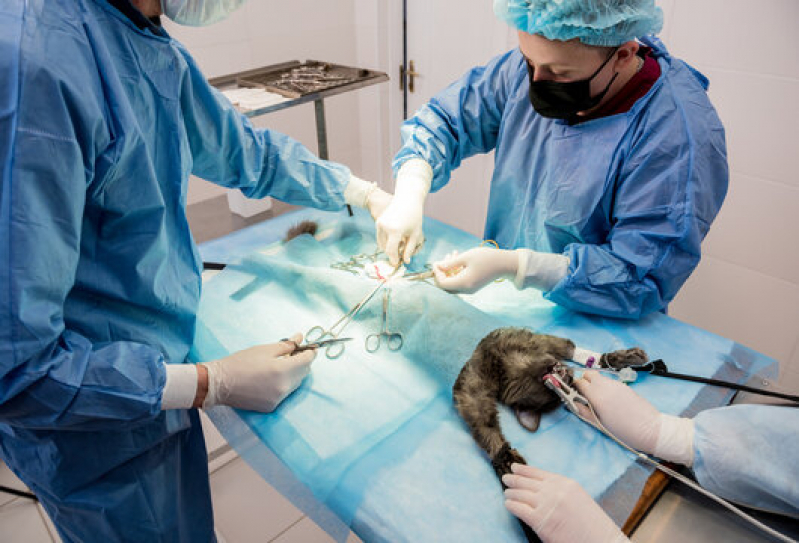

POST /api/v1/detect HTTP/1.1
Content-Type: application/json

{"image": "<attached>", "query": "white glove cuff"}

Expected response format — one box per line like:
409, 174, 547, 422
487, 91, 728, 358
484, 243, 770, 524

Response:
344, 175, 378, 209
201, 362, 221, 410
395, 158, 433, 200
654, 414, 695, 467
161, 364, 198, 410
514, 249, 570, 291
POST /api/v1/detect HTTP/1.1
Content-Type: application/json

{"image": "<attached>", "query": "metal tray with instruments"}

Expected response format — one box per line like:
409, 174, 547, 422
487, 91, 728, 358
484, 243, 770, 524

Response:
233, 60, 383, 99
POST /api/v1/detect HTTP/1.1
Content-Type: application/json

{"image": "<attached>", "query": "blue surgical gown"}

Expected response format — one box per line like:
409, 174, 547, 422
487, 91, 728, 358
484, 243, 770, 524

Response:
0, 0, 350, 540
693, 404, 799, 519
394, 37, 728, 319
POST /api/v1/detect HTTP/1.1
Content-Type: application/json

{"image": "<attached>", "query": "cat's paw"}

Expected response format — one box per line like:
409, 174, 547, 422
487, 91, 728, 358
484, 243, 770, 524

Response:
492, 444, 526, 479
601, 347, 648, 370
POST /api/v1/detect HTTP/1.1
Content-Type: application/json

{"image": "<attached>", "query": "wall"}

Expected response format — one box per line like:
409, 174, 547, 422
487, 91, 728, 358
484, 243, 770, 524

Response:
656, 0, 799, 374
163, 0, 373, 205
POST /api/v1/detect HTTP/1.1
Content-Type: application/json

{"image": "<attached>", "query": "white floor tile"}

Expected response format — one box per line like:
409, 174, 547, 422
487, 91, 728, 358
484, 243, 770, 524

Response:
36, 503, 62, 543
788, 340, 799, 375
268, 516, 364, 543
780, 368, 799, 394
0, 499, 53, 542
210, 457, 304, 542
271, 516, 332, 543
200, 410, 228, 454
0, 462, 30, 508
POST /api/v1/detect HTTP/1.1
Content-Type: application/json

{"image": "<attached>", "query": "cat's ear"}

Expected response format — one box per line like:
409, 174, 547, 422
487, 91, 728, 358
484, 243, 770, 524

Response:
515, 408, 541, 432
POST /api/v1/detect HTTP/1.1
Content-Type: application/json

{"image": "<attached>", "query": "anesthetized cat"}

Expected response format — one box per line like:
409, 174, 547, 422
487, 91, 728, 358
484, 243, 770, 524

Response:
453, 327, 648, 478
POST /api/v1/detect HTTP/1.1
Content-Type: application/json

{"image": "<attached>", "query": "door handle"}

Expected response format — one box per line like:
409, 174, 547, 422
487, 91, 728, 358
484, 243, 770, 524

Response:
399, 60, 421, 93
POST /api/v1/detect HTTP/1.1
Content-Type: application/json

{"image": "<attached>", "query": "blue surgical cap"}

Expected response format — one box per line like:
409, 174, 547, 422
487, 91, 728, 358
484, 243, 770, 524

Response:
494, 0, 664, 47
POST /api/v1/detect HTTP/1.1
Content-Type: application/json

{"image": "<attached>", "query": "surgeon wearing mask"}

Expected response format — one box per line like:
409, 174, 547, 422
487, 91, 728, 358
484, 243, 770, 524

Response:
377, 0, 728, 319
502, 372, 799, 542
0, 0, 389, 541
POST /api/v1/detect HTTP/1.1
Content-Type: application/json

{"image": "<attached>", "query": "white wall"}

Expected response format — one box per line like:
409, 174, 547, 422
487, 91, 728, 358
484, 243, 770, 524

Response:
656, 0, 799, 370
164, 0, 383, 205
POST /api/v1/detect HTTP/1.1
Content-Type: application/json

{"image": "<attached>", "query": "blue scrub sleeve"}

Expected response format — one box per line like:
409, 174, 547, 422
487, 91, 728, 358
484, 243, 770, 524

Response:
0, 22, 166, 431
546, 111, 727, 318
692, 405, 799, 518
176, 45, 350, 211
392, 50, 516, 191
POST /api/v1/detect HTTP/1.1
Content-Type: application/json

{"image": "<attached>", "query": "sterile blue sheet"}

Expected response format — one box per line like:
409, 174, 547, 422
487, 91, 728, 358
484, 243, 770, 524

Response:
192, 208, 775, 542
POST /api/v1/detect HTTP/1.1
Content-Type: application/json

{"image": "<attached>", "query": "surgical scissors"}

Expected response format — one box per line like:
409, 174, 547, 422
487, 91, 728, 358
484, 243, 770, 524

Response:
307, 262, 402, 358
282, 337, 354, 354
365, 288, 403, 353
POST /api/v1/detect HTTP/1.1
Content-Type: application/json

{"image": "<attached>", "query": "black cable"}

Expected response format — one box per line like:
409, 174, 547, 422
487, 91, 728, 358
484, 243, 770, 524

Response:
636, 360, 799, 403
0, 485, 38, 501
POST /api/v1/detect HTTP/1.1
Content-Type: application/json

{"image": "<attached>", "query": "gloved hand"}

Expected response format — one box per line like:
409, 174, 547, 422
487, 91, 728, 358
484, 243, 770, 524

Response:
344, 175, 392, 221
433, 247, 520, 293
503, 464, 629, 543
201, 333, 315, 413
375, 159, 432, 266
366, 186, 392, 222
574, 371, 695, 465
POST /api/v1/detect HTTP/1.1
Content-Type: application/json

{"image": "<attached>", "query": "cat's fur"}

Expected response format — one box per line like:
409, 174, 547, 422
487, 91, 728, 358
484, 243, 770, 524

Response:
453, 327, 647, 478
284, 220, 319, 242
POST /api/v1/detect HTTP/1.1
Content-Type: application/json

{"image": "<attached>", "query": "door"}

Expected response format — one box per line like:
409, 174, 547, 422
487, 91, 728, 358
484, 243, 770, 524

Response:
389, 0, 517, 237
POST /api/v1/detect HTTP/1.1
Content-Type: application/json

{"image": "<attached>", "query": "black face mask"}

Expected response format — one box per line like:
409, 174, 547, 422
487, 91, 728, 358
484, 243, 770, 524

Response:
527, 47, 620, 120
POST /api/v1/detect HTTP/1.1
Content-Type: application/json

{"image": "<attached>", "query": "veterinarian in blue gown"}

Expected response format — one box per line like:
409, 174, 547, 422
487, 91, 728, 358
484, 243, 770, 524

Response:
502, 371, 799, 543
376, 0, 728, 319
0, 0, 388, 541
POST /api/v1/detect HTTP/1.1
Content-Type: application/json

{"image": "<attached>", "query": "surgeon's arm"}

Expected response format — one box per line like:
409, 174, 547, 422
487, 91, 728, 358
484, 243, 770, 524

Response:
544, 113, 728, 319
692, 405, 799, 518
0, 49, 167, 431
176, 47, 381, 212
391, 48, 520, 192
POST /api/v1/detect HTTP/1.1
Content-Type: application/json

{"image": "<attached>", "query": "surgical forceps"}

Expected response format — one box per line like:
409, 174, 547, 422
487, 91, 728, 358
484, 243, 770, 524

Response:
307, 263, 402, 358
403, 270, 434, 282
330, 249, 383, 275
542, 371, 589, 416
365, 288, 403, 353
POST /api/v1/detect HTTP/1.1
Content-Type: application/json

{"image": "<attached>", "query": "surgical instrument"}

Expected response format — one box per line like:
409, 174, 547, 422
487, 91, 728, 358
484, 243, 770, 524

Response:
331, 249, 383, 275
543, 371, 589, 416
282, 337, 354, 354
365, 289, 403, 353
307, 262, 402, 358
403, 270, 434, 282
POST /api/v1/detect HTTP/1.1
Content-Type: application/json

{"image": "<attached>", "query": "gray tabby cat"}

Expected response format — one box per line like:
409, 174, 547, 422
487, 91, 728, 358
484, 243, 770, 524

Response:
453, 327, 648, 478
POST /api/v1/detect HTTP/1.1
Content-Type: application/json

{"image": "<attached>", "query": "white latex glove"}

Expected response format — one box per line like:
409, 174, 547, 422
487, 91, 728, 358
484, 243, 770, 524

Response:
201, 333, 315, 413
574, 371, 695, 466
375, 159, 432, 266
344, 175, 392, 221
503, 464, 629, 543
433, 247, 520, 293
